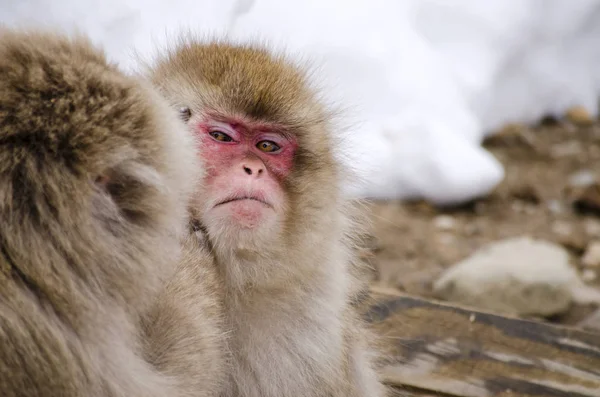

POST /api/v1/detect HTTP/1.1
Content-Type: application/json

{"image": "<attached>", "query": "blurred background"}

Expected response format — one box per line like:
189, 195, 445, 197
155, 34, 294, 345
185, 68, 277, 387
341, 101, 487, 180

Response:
4, 0, 600, 329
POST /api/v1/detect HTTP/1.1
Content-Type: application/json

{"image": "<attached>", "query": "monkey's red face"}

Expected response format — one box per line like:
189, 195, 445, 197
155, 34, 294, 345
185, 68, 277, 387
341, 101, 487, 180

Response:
195, 116, 296, 235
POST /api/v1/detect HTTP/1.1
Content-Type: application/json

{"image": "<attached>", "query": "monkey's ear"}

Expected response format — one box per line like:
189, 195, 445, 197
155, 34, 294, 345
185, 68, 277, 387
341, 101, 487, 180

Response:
94, 174, 110, 188
91, 161, 167, 228
93, 169, 122, 201
93, 172, 119, 204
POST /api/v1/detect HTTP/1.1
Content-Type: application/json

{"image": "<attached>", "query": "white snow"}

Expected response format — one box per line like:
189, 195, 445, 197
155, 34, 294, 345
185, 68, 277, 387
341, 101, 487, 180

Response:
2, 0, 600, 204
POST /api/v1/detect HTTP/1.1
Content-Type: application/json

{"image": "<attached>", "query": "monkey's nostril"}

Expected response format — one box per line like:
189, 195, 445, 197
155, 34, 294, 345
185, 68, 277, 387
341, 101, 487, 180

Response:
243, 166, 252, 175
257, 169, 263, 175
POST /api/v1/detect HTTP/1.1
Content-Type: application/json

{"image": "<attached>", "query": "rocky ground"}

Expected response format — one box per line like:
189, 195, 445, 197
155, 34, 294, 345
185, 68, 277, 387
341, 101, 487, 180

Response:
367, 106, 600, 330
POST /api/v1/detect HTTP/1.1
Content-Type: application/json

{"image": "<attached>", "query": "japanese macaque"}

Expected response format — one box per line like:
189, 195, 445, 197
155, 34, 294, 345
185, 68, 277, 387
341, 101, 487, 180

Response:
0, 29, 224, 396
149, 39, 387, 397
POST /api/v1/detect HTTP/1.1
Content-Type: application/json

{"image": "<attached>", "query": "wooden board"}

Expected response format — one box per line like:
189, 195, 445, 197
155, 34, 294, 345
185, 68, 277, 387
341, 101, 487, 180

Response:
366, 286, 600, 397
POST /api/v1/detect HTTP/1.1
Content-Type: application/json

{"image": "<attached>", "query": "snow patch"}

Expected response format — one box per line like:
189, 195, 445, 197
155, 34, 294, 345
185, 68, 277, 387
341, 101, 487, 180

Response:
2, 0, 599, 204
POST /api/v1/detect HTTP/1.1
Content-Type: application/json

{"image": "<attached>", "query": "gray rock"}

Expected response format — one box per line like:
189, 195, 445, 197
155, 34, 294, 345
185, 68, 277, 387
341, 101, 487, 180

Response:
432, 236, 578, 317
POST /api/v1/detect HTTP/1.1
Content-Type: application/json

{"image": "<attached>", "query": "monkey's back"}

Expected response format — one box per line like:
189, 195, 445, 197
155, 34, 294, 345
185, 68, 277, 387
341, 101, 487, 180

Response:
0, 29, 195, 397
0, 30, 123, 396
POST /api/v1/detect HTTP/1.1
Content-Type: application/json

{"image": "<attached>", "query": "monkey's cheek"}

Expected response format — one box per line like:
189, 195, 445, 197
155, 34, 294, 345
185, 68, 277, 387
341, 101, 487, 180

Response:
214, 200, 273, 230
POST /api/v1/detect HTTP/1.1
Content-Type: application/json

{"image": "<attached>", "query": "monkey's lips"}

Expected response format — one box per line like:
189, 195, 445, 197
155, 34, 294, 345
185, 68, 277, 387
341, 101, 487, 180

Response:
213, 194, 273, 228
215, 195, 272, 208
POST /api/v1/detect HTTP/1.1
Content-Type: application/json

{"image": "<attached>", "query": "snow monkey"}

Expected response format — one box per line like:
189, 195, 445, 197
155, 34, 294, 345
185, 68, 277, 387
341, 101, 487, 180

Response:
148, 38, 388, 397
0, 29, 224, 397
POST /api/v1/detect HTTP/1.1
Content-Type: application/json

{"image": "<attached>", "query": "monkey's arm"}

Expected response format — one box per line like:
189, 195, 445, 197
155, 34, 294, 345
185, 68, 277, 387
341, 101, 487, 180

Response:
142, 235, 226, 397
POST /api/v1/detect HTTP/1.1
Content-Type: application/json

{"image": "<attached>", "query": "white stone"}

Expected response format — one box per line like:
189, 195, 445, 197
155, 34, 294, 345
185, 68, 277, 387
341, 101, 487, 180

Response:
433, 215, 456, 231
568, 169, 596, 188
547, 199, 563, 215
551, 220, 572, 237
433, 236, 579, 316
582, 241, 600, 267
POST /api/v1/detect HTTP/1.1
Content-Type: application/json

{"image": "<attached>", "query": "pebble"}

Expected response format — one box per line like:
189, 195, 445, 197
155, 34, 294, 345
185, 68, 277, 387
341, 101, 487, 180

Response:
547, 199, 563, 215
433, 236, 578, 317
565, 105, 595, 126
433, 215, 456, 231
511, 201, 536, 215
568, 169, 596, 188
581, 241, 600, 267
511, 201, 525, 213
551, 221, 572, 237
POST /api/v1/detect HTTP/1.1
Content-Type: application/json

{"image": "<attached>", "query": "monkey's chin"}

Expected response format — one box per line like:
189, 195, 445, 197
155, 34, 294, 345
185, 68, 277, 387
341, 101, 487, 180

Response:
213, 199, 273, 230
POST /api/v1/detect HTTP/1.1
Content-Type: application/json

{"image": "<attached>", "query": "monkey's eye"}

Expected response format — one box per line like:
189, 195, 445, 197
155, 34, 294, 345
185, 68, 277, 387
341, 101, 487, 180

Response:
209, 131, 234, 142
256, 140, 280, 153
179, 107, 191, 122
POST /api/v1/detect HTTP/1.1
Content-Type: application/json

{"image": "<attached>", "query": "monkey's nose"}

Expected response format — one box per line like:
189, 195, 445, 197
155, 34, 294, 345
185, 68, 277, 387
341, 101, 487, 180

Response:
242, 160, 264, 177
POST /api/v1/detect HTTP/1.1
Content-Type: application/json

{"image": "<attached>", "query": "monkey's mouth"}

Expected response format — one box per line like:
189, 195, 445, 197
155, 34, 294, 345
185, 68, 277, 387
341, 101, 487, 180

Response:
215, 196, 272, 208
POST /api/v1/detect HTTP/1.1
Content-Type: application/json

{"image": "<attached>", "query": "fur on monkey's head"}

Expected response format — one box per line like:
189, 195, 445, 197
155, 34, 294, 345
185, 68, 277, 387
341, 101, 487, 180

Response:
0, 30, 198, 321
149, 38, 354, 287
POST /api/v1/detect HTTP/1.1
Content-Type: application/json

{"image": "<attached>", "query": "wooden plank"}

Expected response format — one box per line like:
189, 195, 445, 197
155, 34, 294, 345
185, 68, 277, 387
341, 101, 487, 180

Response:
366, 287, 600, 397
388, 386, 448, 396
388, 384, 456, 396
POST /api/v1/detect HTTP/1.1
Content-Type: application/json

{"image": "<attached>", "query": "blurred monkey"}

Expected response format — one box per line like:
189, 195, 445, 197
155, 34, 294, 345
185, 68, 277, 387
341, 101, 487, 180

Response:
0, 29, 224, 397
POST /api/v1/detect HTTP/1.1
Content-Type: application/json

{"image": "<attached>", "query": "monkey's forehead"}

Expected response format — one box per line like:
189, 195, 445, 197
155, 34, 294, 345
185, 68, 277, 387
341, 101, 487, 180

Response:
153, 42, 327, 125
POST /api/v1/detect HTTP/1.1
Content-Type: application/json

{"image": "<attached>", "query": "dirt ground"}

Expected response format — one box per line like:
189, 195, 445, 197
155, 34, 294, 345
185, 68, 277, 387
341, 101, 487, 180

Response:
368, 112, 600, 326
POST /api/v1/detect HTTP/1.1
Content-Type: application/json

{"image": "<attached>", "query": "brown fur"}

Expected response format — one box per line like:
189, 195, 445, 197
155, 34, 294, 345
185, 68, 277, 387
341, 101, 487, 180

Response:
141, 230, 226, 397
149, 38, 388, 397
0, 29, 223, 396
